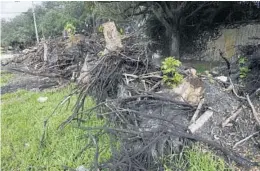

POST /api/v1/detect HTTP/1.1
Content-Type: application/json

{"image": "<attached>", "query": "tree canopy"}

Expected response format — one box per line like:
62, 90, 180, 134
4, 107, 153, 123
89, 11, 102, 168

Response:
1, 2, 94, 47
113, 1, 260, 57
1, 1, 260, 56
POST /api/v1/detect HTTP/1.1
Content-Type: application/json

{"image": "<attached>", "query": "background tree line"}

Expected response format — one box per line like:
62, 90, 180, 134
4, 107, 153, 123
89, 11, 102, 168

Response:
1, 1, 260, 58
1, 2, 95, 48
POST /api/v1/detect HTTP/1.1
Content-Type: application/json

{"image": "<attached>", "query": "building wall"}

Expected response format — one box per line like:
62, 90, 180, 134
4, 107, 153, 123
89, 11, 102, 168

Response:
183, 24, 260, 61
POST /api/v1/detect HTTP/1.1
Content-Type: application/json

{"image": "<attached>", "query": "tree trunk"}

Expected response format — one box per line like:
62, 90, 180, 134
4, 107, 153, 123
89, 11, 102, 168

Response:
169, 30, 180, 58
164, 25, 180, 58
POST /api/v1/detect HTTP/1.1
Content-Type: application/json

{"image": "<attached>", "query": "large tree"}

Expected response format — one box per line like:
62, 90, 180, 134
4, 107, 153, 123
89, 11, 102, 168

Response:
97, 2, 260, 58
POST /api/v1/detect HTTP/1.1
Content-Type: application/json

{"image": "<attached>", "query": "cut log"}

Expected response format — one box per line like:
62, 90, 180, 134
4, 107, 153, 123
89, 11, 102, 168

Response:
102, 21, 123, 54
188, 110, 213, 133
43, 42, 48, 62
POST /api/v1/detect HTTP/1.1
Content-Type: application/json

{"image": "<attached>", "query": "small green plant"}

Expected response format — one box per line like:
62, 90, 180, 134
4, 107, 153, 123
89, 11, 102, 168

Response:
97, 50, 105, 57
238, 55, 250, 79
161, 57, 184, 87
64, 22, 76, 37
185, 145, 230, 171
119, 28, 124, 35
98, 25, 104, 33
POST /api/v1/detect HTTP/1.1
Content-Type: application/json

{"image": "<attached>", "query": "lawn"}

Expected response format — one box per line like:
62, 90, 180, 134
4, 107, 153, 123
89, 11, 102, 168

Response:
161, 143, 232, 171
1, 86, 111, 170
0, 70, 14, 86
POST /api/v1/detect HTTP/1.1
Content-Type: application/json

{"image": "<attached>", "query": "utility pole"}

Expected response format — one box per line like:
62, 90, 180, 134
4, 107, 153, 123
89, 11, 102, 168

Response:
32, 1, 39, 43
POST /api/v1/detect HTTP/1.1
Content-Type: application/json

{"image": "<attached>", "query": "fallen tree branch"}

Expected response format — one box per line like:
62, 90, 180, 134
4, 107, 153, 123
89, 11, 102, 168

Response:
246, 94, 260, 127
148, 80, 162, 92
233, 131, 260, 149
229, 78, 246, 100
123, 73, 162, 80
81, 124, 259, 168
222, 106, 244, 127
10, 68, 63, 79
188, 110, 213, 133
190, 98, 205, 123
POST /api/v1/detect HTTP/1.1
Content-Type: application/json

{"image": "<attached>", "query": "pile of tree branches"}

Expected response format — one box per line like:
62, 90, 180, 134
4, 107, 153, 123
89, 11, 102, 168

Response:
51, 34, 259, 170
5, 34, 104, 83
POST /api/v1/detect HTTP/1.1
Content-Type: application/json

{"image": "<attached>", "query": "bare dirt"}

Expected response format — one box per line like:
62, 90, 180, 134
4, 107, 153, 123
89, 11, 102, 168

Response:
1, 67, 61, 95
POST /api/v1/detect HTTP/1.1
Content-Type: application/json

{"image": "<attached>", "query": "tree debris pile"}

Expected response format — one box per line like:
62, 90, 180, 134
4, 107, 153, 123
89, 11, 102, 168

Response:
60, 76, 260, 170
75, 34, 157, 102
1, 34, 105, 83
3, 25, 259, 170
55, 37, 260, 170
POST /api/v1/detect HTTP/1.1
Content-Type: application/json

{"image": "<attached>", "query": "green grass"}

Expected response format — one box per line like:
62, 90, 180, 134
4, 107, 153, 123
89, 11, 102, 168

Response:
1, 87, 111, 170
193, 63, 209, 74
185, 145, 230, 171
0, 70, 14, 86
162, 144, 232, 171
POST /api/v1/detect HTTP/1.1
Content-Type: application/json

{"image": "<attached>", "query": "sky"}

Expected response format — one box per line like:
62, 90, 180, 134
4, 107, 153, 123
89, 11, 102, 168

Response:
1, 1, 42, 20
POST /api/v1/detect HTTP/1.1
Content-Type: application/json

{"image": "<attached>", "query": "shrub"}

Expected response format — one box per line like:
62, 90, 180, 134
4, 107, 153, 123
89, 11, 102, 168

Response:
238, 55, 250, 79
161, 57, 183, 88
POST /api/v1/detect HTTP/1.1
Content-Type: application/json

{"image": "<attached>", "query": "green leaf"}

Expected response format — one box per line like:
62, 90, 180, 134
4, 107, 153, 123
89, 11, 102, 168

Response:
161, 57, 183, 88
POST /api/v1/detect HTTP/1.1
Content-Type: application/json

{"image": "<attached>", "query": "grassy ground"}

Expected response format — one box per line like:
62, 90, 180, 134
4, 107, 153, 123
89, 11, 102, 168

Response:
0, 70, 14, 86
1, 86, 111, 170
163, 144, 232, 171
193, 63, 210, 74
1, 73, 232, 170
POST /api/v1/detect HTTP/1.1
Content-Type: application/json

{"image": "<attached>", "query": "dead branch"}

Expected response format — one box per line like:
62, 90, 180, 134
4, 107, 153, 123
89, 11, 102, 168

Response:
188, 110, 213, 133
246, 94, 260, 127
10, 68, 63, 79
190, 98, 205, 123
148, 80, 162, 92
233, 131, 260, 149
222, 106, 244, 127
229, 78, 246, 100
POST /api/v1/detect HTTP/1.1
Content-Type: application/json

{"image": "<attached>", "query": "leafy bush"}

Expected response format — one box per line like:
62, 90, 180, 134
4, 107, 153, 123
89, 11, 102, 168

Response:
161, 57, 184, 87
64, 22, 76, 36
238, 55, 250, 79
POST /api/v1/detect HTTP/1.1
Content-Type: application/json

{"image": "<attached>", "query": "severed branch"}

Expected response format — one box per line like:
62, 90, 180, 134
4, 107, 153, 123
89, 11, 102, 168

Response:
148, 80, 162, 92
122, 73, 162, 80
246, 94, 260, 127
233, 131, 260, 149
43, 41, 48, 62
229, 78, 246, 100
222, 106, 244, 127
222, 87, 260, 127
10, 67, 64, 79
188, 110, 213, 133
190, 98, 205, 123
